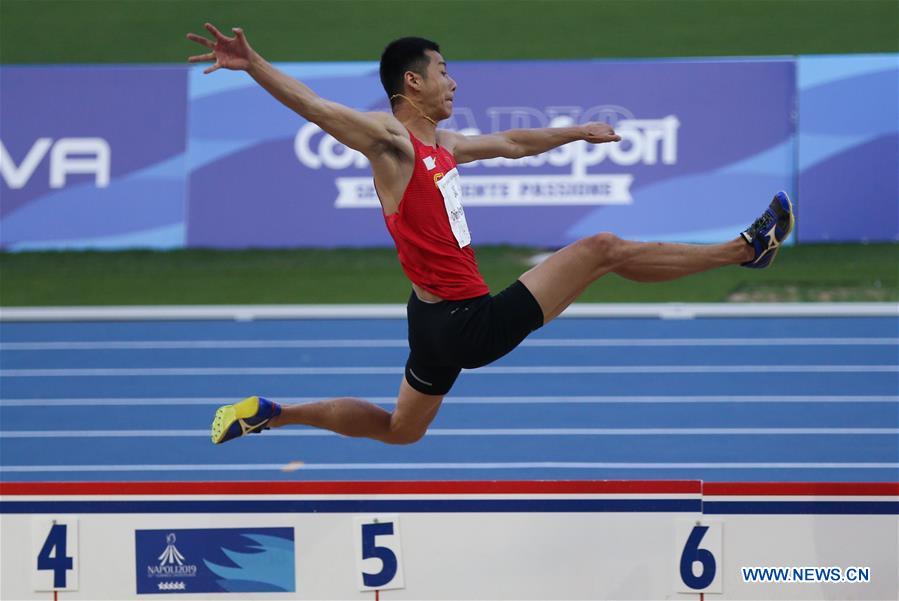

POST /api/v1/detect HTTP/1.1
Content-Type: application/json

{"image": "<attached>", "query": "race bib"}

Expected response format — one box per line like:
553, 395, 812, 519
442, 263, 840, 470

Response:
435, 168, 472, 248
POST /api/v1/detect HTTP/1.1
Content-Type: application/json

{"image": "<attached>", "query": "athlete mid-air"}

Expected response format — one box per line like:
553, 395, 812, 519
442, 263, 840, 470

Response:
185, 23, 794, 446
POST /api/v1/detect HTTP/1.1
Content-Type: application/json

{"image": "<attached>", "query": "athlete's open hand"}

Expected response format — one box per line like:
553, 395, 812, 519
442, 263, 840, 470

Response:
581, 122, 621, 144
186, 23, 254, 74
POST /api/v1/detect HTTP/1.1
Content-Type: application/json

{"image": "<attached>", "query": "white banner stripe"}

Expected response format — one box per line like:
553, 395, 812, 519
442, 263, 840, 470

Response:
2, 337, 896, 351
2, 428, 896, 438
1, 395, 896, 407
1, 365, 896, 377
2, 462, 897, 473
336, 174, 635, 208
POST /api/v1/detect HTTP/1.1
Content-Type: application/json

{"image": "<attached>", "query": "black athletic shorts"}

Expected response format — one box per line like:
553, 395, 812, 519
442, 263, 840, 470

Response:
404, 280, 545, 395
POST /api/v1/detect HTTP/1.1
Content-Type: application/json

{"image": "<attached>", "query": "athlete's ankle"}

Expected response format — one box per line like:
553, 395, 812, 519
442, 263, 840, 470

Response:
731, 237, 755, 263
266, 402, 285, 428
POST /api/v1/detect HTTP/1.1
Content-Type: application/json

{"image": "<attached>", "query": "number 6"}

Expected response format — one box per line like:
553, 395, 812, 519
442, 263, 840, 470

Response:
680, 525, 716, 589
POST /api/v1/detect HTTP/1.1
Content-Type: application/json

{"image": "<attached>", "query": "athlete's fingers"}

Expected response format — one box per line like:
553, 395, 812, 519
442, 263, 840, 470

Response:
203, 63, 222, 75
186, 32, 215, 49
187, 52, 215, 63
204, 22, 229, 41
232, 27, 246, 42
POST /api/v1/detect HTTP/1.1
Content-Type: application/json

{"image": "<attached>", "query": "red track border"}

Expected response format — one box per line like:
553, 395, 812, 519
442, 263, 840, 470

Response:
3, 481, 898, 497
0, 480, 701, 496
702, 482, 899, 496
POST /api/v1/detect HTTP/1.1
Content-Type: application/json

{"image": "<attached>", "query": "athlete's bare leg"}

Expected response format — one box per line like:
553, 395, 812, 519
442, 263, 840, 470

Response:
268, 378, 444, 445
519, 233, 754, 323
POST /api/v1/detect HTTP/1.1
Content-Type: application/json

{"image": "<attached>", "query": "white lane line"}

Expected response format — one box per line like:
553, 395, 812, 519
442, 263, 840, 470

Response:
0, 339, 402, 351
2, 337, 896, 351
2, 395, 897, 407
2, 365, 896, 377
523, 338, 899, 347
2, 462, 897, 473
441, 395, 899, 404
2, 428, 897, 438
1, 301, 896, 322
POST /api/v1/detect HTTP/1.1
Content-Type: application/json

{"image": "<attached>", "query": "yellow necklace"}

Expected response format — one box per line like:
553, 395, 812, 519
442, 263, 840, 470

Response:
390, 94, 438, 126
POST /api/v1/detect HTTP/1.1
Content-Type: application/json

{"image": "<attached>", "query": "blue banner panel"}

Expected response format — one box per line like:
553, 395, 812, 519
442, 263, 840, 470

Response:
0, 66, 187, 250
186, 59, 796, 248
134, 527, 295, 594
797, 54, 899, 242
11, 56, 894, 249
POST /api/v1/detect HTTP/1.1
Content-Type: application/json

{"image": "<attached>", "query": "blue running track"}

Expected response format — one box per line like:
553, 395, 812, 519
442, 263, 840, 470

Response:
1, 315, 897, 483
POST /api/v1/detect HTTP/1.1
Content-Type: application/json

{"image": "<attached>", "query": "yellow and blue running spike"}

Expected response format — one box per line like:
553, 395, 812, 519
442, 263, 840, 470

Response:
211, 396, 281, 445
741, 191, 795, 269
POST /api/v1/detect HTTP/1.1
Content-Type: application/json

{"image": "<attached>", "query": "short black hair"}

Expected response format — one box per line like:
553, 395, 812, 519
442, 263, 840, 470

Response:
380, 37, 440, 107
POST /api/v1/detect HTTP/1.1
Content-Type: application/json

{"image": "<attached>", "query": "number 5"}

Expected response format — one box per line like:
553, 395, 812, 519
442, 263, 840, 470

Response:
354, 516, 404, 591
361, 522, 398, 588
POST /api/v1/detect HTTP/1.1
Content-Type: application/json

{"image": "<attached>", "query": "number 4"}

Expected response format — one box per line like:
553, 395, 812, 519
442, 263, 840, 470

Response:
37, 524, 74, 588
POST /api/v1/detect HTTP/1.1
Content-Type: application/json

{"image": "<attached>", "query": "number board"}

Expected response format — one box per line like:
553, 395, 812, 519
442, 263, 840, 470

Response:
354, 515, 405, 591
675, 519, 723, 594
32, 518, 79, 591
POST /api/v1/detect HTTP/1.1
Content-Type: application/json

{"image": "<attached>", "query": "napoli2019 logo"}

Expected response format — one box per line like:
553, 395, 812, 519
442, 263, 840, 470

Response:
159, 534, 184, 566
135, 528, 295, 595
149, 533, 197, 578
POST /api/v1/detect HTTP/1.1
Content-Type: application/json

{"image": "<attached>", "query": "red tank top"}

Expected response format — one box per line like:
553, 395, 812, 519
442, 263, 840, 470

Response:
384, 131, 490, 300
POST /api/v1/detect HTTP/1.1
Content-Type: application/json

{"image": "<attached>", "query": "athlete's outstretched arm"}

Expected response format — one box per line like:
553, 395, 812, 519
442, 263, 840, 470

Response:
441, 123, 621, 164
186, 23, 406, 156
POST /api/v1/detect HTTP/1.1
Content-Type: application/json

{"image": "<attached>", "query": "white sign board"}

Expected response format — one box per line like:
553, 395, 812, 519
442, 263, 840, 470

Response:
31, 518, 79, 592
354, 515, 405, 591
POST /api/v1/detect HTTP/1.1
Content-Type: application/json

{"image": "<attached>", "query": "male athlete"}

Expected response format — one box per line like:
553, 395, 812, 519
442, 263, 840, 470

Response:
186, 24, 794, 446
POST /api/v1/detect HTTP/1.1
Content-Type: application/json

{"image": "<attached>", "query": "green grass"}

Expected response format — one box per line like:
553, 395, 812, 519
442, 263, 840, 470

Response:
2, 0, 897, 64
1, 243, 895, 306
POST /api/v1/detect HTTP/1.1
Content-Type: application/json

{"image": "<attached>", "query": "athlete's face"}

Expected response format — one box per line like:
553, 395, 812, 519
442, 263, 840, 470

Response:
420, 50, 457, 120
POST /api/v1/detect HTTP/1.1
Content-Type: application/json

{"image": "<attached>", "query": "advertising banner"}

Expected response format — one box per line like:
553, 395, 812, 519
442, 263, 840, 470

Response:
134, 527, 295, 594
797, 54, 899, 242
5, 57, 897, 250
186, 59, 796, 248
0, 67, 188, 250
15, 58, 895, 249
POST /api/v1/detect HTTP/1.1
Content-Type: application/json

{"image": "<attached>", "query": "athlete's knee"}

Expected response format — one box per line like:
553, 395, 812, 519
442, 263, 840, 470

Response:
581, 232, 623, 262
385, 427, 426, 445
384, 420, 427, 445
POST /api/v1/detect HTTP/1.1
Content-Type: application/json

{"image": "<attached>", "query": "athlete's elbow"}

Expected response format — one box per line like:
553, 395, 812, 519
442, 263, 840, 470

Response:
504, 143, 528, 159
